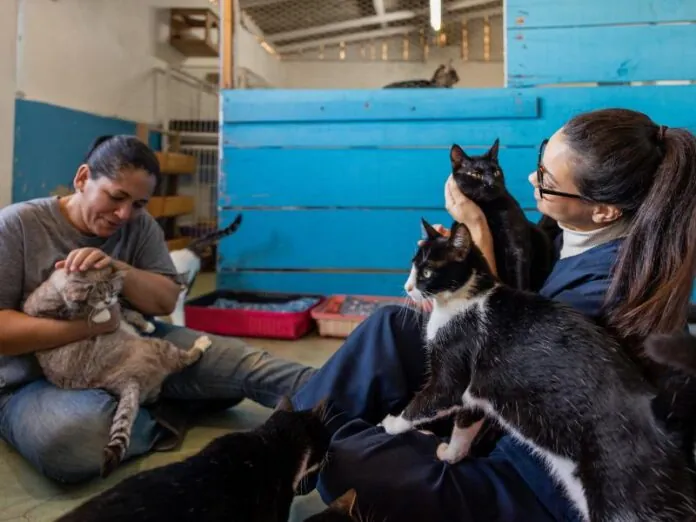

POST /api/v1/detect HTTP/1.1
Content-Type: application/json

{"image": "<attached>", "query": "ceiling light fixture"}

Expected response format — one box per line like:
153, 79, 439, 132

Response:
429, 0, 442, 31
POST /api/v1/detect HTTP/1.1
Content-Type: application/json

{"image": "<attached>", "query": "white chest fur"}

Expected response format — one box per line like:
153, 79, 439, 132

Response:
426, 286, 492, 342
462, 390, 589, 521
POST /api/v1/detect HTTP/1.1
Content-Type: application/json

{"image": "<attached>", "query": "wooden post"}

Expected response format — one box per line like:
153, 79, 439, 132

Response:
221, 0, 235, 89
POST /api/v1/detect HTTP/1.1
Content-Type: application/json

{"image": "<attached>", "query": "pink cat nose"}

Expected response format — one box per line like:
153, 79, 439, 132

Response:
405, 284, 414, 292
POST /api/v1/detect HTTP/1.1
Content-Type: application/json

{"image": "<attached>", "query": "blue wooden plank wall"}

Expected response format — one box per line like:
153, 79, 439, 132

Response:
507, 0, 696, 87
219, 85, 696, 297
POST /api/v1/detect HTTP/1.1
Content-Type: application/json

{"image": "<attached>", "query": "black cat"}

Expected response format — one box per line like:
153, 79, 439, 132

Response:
57, 397, 330, 522
387, 219, 696, 522
645, 331, 696, 474
303, 489, 360, 522
450, 140, 554, 291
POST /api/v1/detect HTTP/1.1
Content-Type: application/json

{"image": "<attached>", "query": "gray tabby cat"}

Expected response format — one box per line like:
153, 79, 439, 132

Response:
22, 265, 212, 477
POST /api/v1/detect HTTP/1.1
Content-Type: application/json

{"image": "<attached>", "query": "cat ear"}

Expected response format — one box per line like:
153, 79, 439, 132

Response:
450, 144, 468, 168
274, 396, 294, 413
421, 218, 440, 241
485, 139, 500, 162
331, 488, 357, 515
449, 222, 472, 251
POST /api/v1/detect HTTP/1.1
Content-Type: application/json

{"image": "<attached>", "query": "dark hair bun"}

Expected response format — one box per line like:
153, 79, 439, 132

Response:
85, 135, 114, 162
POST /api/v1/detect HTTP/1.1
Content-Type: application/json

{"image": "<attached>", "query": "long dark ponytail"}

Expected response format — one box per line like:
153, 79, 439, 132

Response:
563, 109, 696, 346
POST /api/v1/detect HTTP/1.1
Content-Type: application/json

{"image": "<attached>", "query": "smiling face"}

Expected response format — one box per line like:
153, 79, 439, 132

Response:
529, 129, 623, 231
73, 165, 156, 237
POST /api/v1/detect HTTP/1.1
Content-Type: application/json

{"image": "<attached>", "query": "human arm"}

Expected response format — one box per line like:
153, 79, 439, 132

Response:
56, 250, 179, 317
443, 175, 498, 275
0, 308, 120, 356
55, 213, 180, 316
112, 260, 179, 316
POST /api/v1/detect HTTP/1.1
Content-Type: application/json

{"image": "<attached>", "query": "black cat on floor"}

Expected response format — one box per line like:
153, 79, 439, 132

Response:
450, 139, 554, 291
57, 397, 330, 522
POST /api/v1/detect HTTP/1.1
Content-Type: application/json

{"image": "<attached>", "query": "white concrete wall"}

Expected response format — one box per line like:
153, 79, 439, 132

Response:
17, 0, 218, 123
0, 0, 18, 208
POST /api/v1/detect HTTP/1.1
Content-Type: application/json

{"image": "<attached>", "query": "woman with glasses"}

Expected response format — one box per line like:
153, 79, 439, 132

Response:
291, 108, 696, 521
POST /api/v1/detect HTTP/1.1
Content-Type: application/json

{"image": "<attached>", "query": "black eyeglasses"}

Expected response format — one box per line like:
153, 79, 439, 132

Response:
537, 139, 591, 201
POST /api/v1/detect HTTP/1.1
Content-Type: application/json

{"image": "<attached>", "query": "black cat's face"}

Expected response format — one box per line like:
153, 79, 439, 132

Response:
51, 266, 124, 317
450, 139, 505, 202
404, 220, 475, 302
303, 489, 359, 522
268, 397, 331, 487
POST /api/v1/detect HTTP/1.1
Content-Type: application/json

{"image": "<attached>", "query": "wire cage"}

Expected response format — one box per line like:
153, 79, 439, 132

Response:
154, 66, 220, 252
236, 0, 504, 90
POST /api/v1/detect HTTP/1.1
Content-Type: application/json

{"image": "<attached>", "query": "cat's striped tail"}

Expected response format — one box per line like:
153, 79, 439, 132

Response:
101, 379, 141, 478
186, 213, 243, 257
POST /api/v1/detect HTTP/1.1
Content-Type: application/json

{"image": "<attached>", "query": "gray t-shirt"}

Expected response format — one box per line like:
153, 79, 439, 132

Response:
0, 197, 178, 390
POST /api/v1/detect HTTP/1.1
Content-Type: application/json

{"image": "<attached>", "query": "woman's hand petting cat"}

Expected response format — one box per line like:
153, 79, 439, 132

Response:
56, 247, 112, 272
444, 176, 498, 275
445, 175, 487, 229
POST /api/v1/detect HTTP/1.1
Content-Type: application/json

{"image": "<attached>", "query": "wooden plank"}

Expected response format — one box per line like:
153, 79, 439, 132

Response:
219, 147, 538, 209
147, 196, 166, 217
162, 196, 195, 217
508, 25, 696, 86
217, 209, 542, 271
222, 86, 696, 147
217, 271, 409, 296
222, 90, 539, 123
221, 0, 234, 89
149, 196, 195, 218
155, 151, 197, 174
507, 0, 696, 29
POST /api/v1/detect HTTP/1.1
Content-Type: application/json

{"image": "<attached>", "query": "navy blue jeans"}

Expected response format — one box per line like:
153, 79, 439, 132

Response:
293, 305, 570, 522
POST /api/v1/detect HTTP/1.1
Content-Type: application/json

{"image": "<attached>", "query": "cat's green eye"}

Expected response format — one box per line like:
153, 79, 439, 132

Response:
422, 268, 433, 278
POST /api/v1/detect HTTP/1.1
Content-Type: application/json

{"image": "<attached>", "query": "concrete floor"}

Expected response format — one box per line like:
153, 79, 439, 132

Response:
0, 273, 342, 521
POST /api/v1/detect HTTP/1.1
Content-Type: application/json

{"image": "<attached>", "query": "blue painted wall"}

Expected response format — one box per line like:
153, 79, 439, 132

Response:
218, 85, 696, 297
13, 99, 160, 203
507, 0, 696, 87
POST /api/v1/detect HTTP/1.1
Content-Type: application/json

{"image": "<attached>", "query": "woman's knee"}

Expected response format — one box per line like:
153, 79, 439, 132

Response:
22, 404, 113, 483
2, 384, 123, 483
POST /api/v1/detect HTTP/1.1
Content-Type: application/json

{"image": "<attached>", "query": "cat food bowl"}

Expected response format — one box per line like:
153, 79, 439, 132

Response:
310, 294, 409, 338
184, 290, 324, 340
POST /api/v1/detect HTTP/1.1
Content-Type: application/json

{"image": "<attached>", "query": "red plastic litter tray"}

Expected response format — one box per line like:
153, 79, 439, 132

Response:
310, 294, 409, 338
184, 290, 324, 340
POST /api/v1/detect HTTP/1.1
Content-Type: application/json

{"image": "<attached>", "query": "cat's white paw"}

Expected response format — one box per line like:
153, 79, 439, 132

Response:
92, 309, 111, 324
436, 442, 467, 464
143, 321, 156, 334
381, 414, 412, 435
193, 335, 212, 352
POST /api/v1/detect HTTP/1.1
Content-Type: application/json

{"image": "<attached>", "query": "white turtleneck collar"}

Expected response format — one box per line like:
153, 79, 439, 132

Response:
558, 220, 630, 260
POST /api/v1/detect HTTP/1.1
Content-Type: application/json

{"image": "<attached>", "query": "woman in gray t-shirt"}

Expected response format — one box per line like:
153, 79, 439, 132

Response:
0, 135, 314, 483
